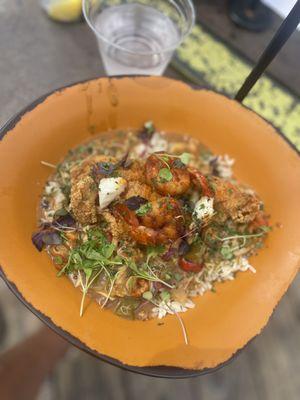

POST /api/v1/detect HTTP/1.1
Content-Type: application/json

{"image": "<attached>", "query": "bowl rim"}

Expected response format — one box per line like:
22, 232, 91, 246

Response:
0, 266, 237, 378
0, 76, 298, 378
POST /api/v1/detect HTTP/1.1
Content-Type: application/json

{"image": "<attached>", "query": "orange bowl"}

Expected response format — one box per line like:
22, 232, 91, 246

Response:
0, 77, 299, 377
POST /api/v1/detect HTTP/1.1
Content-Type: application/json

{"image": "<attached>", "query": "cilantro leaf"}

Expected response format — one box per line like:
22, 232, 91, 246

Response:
102, 243, 115, 259
220, 246, 233, 260
136, 202, 152, 216
144, 121, 155, 134
142, 291, 153, 300
160, 290, 170, 302
158, 168, 173, 182
53, 256, 63, 265
180, 152, 191, 165
146, 245, 165, 259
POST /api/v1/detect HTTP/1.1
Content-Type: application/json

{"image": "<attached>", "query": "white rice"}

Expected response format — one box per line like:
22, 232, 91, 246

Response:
43, 180, 66, 222
211, 154, 235, 179
152, 257, 255, 319
131, 132, 168, 159
152, 299, 195, 319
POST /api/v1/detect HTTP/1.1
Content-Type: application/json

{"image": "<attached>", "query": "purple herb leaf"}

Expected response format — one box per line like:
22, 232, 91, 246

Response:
42, 232, 62, 246
117, 152, 131, 169
178, 239, 190, 256
41, 198, 49, 209
54, 213, 76, 228
124, 196, 148, 211
138, 130, 152, 143
162, 246, 177, 261
209, 156, 219, 175
209, 156, 218, 166
32, 229, 62, 251
32, 231, 45, 252
94, 162, 117, 176
138, 121, 155, 143
94, 153, 131, 177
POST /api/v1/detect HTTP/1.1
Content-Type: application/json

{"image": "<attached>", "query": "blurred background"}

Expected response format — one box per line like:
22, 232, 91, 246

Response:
0, 1, 299, 399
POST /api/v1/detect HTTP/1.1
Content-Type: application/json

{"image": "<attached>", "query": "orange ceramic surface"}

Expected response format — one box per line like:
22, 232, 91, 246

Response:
0, 77, 299, 371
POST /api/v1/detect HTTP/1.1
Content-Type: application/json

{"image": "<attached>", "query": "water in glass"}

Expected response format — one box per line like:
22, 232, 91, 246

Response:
94, 3, 181, 75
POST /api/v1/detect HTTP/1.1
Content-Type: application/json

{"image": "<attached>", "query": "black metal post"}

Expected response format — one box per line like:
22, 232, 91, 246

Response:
235, 0, 300, 102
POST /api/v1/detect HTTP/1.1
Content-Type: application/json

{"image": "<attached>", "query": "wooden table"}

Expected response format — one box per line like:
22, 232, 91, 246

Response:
0, 1, 299, 399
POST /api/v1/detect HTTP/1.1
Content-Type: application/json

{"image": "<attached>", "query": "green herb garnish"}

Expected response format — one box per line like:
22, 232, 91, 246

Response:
158, 168, 173, 182
179, 152, 191, 165
54, 208, 68, 217
174, 273, 182, 282
220, 246, 234, 260
125, 244, 172, 289
216, 228, 268, 242
144, 121, 155, 134
160, 290, 171, 302
143, 291, 153, 300
57, 228, 122, 316
53, 256, 63, 265
136, 202, 152, 216
146, 244, 165, 260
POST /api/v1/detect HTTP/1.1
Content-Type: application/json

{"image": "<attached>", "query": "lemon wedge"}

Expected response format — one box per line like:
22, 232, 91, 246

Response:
47, 0, 82, 22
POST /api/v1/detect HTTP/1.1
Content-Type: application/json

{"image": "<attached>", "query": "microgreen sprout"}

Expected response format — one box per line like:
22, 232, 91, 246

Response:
41, 161, 57, 169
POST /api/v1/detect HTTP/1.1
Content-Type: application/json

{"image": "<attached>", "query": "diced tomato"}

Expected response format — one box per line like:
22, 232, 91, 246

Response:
179, 257, 204, 273
249, 212, 269, 231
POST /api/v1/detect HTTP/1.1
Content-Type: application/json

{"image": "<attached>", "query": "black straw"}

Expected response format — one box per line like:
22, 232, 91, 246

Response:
235, 0, 300, 102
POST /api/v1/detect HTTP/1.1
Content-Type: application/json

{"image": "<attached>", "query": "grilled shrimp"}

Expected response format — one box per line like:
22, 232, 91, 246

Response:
188, 167, 214, 197
131, 279, 149, 297
145, 154, 190, 196
145, 154, 214, 198
114, 197, 184, 245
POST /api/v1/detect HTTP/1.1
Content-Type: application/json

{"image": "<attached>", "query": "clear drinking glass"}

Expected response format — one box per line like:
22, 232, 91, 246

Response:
82, 0, 195, 76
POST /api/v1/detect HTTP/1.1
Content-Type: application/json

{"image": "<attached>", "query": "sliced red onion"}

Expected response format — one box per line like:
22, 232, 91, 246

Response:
138, 122, 155, 143
31, 231, 45, 252
124, 196, 148, 211
94, 161, 116, 176
32, 229, 62, 251
42, 232, 62, 245
162, 246, 177, 260
178, 239, 190, 256
54, 213, 76, 228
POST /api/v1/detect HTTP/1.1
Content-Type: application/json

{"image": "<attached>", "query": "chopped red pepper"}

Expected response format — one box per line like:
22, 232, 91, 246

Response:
113, 203, 139, 227
179, 257, 204, 273
249, 212, 269, 232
